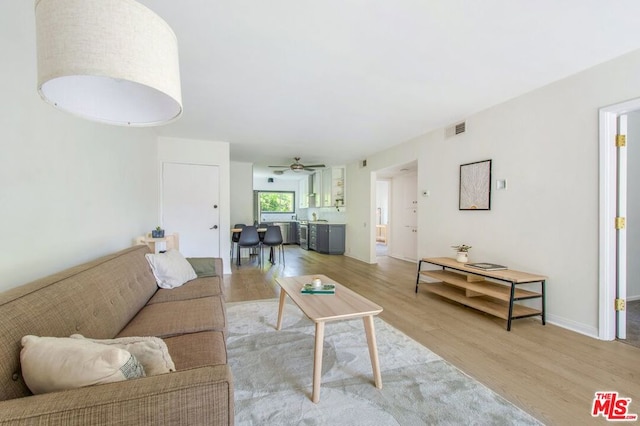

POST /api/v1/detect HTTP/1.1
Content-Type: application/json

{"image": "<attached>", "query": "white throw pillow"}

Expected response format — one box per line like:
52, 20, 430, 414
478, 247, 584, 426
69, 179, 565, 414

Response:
145, 249, 197, 289
20, 335, 145, 395
70, 334, 175, 376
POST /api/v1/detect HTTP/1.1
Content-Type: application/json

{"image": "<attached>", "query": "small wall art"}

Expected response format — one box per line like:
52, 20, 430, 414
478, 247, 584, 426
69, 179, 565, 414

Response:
459, 159, 491, 210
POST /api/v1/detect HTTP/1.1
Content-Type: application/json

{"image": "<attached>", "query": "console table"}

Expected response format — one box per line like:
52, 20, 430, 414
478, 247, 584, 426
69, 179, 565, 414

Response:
416, 257, 546, 331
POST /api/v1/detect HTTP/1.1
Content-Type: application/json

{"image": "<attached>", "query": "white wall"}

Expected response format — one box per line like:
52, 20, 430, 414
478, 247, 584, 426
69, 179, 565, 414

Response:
0, 4, 158, 291
628, 111, 640, 298
157, 137, 231, 274
345, 142, 419, 262
346, 48, 640, 337
230, 161, 254, 227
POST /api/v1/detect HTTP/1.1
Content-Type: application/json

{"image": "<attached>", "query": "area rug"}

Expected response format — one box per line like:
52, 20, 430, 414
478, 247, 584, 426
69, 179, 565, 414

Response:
227, 299, 542, 425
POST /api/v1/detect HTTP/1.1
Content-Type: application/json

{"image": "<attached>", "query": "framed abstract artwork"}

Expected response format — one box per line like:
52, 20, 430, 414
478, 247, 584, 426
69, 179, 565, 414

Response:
459, 159, 491, 210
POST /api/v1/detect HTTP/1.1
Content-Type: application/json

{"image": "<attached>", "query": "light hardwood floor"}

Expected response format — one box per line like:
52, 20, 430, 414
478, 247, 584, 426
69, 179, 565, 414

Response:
223, 246, 640, 425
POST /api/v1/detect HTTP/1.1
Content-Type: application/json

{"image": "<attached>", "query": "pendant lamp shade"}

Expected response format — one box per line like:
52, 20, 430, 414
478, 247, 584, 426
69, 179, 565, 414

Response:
35, 0, 183, 126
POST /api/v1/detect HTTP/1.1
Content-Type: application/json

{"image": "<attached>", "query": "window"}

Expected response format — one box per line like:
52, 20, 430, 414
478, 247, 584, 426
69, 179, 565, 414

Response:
258, 191, 295, 213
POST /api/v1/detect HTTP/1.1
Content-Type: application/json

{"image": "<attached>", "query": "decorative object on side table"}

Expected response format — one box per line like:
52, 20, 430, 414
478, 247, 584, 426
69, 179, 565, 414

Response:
151, 226, 165, 238
451, 244, 472, 263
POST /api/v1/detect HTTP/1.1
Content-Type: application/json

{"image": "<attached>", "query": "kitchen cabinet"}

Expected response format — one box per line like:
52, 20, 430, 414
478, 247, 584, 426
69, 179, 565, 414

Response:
310, 223, 345, 254
309, 173, 319, 207
299, 177, 309, 208
309, 223, 317, 250
318, 167, 346, 208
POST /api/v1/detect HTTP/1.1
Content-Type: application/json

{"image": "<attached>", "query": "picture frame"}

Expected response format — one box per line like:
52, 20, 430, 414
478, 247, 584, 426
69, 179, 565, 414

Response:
459, 159, 491, 210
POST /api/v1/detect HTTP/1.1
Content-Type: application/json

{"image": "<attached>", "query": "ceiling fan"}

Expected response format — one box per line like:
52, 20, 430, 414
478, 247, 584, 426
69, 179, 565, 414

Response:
269, 157, 325, 174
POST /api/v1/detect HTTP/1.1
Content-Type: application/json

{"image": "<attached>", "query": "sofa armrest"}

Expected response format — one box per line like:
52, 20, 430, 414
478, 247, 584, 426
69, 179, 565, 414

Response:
0, 365, 233, 425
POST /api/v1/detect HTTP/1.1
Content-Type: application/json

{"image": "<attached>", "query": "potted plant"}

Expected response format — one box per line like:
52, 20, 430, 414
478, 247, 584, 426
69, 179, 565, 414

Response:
151, 226, 165, 238
451, 244, 471, 263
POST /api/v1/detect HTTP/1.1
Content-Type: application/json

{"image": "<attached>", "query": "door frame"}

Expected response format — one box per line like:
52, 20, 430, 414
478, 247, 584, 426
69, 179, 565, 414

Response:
599, 98, 640, 340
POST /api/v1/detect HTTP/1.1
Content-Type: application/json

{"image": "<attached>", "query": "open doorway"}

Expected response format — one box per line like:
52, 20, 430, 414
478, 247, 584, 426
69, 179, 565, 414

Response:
624, 111, 640, 347
376, 180, 390, 256
376, 161, 418, 262
599, 98, 640, 344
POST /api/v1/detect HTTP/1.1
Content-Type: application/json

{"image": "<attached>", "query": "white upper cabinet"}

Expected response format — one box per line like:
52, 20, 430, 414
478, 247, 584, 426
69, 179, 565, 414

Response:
318, 167, 346, 208
299, 175, 309, 208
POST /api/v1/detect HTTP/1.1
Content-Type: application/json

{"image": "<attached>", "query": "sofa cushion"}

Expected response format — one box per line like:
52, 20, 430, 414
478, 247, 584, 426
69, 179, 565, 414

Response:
164, 331, 227, 370
117, 296, 227, 339
186, 257, 218, 278
147, 276, 223, 305
20, 336, 145, 395
145, 249, 197, 289
70, 334, 175, 376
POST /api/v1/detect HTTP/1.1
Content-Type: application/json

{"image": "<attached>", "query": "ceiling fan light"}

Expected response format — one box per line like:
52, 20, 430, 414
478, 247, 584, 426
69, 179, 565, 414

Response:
35, 0, 182, 126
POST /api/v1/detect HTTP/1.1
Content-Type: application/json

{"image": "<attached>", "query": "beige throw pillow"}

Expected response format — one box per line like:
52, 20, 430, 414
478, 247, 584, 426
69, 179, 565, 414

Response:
145, 249, 197, 289
20, 335, 145, 395
70, 334, 175, 376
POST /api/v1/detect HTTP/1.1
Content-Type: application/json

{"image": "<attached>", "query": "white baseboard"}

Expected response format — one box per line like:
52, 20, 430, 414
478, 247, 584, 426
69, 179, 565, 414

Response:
343, 252, 373, 264
544, 313, 599, 339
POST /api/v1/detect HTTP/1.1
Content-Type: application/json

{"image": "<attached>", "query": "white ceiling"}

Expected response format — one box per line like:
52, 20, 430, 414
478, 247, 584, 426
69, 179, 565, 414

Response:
16, 2, 640, 178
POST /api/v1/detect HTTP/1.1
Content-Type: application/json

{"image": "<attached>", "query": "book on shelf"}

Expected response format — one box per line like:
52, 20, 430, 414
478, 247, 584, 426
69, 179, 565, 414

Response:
301, 283, 336, 294
467, 262, 508, 271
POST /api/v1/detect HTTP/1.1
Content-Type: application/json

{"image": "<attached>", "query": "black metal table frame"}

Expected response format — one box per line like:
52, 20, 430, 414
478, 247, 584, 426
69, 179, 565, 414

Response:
415, 259, 546, 331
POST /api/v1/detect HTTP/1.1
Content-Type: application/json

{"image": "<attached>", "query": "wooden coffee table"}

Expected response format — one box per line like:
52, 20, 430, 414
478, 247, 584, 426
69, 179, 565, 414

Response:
275, 274, 383, 403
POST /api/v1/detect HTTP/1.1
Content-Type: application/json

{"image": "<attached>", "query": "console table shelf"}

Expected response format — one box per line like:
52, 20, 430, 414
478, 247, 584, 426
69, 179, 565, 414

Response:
416, 257, 546, 331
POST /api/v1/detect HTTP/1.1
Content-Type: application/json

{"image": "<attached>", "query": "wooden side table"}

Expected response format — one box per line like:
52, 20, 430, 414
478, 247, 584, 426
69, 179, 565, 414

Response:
135, 233, 179, 253
416, 257, 546, 331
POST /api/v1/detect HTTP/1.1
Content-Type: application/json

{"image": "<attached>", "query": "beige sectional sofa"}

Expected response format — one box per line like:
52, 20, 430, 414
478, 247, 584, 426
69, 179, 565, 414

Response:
0, 244, 233, 425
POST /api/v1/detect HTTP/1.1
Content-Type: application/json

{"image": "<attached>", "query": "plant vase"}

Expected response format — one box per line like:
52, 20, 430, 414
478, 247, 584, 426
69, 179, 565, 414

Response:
151, 229, 165, 238
456, 251, 469, 263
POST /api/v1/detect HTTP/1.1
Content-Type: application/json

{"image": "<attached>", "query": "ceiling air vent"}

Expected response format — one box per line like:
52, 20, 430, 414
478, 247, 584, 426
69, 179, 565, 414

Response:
445, 121, 466, 138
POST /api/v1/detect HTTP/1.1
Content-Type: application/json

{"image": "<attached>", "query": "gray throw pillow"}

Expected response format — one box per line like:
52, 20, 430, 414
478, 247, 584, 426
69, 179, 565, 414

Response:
186, 257, 217, 277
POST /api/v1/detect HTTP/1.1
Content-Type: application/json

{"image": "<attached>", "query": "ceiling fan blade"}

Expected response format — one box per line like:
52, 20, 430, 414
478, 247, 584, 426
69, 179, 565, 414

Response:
303, 168, 315, 172
305, 164, 325, 168
268, 165, 290, 168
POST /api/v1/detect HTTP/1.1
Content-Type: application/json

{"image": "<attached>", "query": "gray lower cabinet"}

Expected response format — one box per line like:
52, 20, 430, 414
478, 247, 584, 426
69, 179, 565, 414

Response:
312, 224, 345, 254
309, 224, 318, 250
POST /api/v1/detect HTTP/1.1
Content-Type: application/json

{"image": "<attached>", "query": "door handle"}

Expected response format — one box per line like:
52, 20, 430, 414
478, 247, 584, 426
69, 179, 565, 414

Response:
209, 225, 218, 230
213, 204, 218, 209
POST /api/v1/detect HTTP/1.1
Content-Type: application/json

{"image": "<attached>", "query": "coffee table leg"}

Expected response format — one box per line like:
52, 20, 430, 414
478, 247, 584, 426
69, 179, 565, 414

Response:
276, 289, 286, 331
363, 315, 382, 389
312, 321, 325, 403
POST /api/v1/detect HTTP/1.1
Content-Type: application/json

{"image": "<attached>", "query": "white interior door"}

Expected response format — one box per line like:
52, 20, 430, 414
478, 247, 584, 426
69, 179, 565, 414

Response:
162, 162, 220, 257
617, 115, 628, 339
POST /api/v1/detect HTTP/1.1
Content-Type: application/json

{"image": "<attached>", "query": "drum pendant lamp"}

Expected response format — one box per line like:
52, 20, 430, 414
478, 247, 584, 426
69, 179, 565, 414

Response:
35, 0, 182, 126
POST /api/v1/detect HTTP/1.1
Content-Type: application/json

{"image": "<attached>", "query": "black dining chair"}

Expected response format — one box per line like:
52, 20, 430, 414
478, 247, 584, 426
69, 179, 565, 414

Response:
237, 225, 261, 266
262, 225, 284, 265
230, 224, 245, 264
